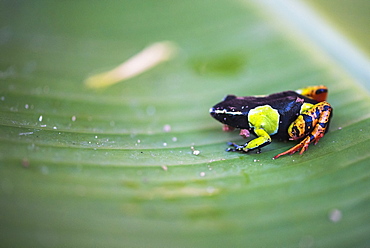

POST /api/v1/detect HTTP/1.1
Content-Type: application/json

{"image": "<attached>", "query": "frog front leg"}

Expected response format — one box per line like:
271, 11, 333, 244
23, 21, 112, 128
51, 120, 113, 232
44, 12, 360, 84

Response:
227, 128, 272, 153
222, 124, 235, 132
273, 101, 332, 159
222, 125, 250, 138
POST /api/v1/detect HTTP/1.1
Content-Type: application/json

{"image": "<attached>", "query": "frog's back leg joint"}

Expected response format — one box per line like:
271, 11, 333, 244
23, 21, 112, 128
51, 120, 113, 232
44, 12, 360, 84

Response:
296, 85, 328, 102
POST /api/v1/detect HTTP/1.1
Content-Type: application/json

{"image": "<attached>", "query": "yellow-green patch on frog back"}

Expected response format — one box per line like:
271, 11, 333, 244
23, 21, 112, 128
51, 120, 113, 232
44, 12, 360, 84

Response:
248, 105, 280, 135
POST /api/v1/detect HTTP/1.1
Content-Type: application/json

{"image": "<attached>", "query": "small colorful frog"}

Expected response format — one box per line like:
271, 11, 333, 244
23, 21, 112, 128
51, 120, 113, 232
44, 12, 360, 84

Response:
209, 85, 333, 159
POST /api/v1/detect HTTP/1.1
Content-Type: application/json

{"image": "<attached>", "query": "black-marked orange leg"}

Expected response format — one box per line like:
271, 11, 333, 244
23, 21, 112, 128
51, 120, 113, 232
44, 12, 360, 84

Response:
273, 102, 332, 159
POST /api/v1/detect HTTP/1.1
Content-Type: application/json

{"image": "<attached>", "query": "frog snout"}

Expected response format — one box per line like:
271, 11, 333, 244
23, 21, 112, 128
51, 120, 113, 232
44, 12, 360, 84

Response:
209, 107, 226, 117
210, 107, 226, 123
209, 107, 219, 116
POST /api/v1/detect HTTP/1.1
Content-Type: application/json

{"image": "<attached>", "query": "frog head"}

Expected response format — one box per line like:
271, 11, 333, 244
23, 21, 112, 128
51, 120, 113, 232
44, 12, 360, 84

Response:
209, 95, 250, 129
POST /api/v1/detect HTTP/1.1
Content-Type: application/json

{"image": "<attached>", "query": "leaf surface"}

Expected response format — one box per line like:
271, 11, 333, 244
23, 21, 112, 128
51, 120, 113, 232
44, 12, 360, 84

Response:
0, 1, 369, 247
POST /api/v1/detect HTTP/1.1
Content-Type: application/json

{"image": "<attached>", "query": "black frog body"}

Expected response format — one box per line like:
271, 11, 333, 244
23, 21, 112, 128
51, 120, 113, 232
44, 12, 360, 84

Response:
209, 86, 333, 159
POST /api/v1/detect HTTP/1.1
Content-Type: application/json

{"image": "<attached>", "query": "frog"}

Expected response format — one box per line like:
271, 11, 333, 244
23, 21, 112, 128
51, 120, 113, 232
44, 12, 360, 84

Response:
209, 85, 333, 159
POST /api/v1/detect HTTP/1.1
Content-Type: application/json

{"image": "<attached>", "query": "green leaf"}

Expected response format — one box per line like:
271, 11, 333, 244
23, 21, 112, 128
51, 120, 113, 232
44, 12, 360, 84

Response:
1, 1, 369, 247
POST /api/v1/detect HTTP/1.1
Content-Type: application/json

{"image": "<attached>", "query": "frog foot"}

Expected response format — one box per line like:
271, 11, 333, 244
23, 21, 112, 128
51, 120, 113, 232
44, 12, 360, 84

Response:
226, 142, 246, 152
239, 129, 250, 138
223, 124, 235, 132
273, 131, 325, 159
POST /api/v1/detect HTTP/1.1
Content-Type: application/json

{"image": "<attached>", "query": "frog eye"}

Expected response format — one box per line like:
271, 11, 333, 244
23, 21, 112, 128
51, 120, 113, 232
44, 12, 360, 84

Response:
223, 95, 237, 101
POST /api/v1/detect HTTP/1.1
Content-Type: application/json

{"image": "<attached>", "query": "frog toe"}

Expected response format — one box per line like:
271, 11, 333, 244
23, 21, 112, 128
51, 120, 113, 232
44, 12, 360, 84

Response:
226, 142, 247, 152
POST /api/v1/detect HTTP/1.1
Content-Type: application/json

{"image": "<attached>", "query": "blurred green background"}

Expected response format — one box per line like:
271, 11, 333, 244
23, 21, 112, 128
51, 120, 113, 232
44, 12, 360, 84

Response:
307, 0, 370, 56
0, 1, 369, 247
